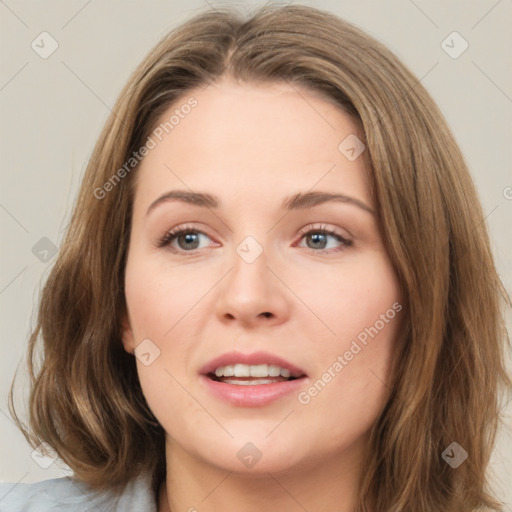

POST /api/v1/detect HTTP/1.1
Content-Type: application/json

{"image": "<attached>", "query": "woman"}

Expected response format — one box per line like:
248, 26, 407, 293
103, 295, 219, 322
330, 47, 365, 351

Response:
1, 4, 510, 511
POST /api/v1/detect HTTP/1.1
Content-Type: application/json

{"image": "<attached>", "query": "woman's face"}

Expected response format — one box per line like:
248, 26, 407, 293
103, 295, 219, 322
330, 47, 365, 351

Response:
121, 77, 403, 475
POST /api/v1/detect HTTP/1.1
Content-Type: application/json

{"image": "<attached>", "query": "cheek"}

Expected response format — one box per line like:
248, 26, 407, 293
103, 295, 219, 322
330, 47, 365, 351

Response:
291, 251, 402, 344
124, 253, 208, 340
292, 252, 401, 420
296, 309, 400, 451
123, 255, 214, 427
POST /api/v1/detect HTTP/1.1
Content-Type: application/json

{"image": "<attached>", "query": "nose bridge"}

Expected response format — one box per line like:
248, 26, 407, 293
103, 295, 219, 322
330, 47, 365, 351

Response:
215, 233, 289, 325
228, 236, 271, 305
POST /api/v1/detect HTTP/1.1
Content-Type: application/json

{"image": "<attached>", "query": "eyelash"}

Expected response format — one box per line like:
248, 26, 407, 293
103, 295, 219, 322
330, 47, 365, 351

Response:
155, 223, 352, 255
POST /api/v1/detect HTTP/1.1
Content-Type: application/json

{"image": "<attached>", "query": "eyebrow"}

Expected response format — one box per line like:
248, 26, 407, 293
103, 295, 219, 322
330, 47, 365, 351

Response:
145, 190, 375, 216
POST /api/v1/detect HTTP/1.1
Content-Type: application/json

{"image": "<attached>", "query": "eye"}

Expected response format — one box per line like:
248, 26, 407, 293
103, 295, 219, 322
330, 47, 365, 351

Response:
296, 225, 352, 253
155, 223, 352, 254
156, 225, 214, 252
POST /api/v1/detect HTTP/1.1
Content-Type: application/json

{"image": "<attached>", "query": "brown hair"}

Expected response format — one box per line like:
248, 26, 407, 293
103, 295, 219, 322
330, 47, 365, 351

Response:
8, 4, 511, 510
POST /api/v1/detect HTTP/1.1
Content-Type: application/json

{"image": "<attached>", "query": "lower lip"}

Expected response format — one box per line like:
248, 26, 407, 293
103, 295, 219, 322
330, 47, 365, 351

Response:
199, 375, 308, 407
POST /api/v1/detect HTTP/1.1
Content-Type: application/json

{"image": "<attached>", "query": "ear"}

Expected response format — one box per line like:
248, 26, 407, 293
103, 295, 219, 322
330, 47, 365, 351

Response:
120, 313, 136, 355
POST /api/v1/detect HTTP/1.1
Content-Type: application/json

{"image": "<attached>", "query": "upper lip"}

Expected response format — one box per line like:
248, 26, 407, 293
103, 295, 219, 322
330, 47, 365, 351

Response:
200, 351, 308, 378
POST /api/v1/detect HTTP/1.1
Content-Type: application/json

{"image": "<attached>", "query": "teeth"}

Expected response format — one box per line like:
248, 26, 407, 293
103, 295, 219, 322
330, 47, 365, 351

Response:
234, 363, 250, 377
222, 378, 283, 385
268, 365, 281, 377
214, 364, 293, 379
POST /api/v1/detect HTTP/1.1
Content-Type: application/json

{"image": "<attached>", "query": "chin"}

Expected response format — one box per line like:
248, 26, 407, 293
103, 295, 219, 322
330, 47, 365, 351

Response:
177, 432, 305, 473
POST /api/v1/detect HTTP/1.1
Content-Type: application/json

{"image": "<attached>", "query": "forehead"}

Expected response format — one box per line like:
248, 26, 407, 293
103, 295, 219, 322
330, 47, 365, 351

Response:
132, 78, 371, 214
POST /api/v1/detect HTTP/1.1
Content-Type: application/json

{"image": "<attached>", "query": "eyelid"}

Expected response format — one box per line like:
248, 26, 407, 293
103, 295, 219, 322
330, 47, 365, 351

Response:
296, 223, 350, 239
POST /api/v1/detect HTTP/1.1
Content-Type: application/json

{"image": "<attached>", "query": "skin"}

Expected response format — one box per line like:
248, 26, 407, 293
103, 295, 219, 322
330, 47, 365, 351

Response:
121, 76, 403, 512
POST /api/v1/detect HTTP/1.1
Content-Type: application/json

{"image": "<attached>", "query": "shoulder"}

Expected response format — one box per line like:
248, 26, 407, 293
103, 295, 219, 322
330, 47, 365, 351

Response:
0, 472, 157, 512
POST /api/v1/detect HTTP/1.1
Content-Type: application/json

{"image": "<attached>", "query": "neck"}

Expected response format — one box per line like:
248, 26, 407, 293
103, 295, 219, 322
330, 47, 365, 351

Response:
158, 436, 366, 512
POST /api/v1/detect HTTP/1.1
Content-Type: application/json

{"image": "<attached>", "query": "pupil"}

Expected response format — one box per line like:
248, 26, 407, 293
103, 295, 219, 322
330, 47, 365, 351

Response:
180, 233, 199, 249
309, 233, 326, 249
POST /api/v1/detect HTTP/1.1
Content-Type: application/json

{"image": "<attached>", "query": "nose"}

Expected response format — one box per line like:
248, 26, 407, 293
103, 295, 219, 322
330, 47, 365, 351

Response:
215, 245, 290, 328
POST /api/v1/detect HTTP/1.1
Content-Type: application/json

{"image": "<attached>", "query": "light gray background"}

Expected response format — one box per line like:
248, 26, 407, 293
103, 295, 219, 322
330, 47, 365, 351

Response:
1, 0, 511, 507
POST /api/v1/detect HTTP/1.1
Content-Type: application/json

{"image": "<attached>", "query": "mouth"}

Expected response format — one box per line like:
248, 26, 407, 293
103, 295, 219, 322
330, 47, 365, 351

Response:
206, 363, 305, 386
199, 351, 308, 407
